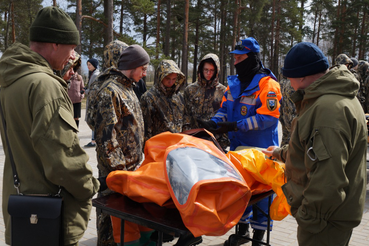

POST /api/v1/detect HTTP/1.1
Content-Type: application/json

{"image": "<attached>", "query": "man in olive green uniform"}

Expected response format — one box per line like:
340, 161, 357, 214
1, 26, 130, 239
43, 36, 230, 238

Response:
0, 7, 99, 246
183, 53, 229, 150
140, 60, 185, 143
264, 42, 367, 246
86, 42, 149, 246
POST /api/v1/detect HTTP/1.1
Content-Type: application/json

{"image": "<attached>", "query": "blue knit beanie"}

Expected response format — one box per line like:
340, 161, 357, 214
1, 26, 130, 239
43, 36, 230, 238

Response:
87, 58, 99, 69
282, 42, 329, 78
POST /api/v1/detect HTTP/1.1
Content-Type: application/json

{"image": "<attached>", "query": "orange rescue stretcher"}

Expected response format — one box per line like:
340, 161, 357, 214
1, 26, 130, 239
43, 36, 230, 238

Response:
104, 130, 291, 244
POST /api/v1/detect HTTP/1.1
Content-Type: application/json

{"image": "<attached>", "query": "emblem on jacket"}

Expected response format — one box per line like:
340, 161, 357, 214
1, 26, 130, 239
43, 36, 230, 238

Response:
267, 91, 278, 111
241, 106, 247, 116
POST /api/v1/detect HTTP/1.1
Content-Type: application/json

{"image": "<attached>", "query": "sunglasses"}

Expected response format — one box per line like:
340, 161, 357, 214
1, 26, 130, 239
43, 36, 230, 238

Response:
234, 40, 251, 51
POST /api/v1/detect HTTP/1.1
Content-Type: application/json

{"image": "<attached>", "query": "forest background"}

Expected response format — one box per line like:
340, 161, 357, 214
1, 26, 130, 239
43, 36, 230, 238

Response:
1, 0, 369, 86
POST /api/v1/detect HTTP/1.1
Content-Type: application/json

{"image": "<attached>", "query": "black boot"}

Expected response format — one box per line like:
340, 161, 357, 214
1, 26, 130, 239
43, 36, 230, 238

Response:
236, 223, 249, 236
224, 223, 250, 246
251, 230, 265, 246
174, 232, 202, 246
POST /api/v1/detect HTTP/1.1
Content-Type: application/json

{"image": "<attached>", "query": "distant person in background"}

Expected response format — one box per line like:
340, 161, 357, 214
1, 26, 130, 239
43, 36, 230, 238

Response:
140, 59, 186, 143
60, 51, 84, 128
134, 79, 147, 100
85, 58, 100, 147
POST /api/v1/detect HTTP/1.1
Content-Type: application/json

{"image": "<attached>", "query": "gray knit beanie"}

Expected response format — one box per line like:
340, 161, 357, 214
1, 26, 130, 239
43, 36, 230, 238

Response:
118, 44, 150, 70
30, 6, 80, 45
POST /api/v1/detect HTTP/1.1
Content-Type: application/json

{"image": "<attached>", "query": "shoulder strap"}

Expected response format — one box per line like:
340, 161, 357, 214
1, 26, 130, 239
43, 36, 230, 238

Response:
0, 98, 21, 192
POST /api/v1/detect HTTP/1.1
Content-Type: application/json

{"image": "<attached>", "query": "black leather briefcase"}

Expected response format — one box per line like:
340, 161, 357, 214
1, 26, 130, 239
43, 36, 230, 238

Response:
8, 194, 63, 246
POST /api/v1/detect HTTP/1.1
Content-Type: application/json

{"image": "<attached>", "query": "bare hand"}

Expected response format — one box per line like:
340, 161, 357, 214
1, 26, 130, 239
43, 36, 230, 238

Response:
261, 146, 278, 158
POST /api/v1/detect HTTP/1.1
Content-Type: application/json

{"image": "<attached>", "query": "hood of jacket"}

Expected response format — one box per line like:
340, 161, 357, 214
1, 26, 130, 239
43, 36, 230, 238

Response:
155, 59, 185, 97
102, 40, 129, 71
197, 53, 221, 88
294, 65, 359, 105
0, 42, 64, 88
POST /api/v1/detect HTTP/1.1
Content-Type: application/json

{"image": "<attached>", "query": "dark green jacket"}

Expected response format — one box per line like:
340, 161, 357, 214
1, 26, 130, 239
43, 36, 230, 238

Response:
0, 42, 99, 245
275, 65, 367, 234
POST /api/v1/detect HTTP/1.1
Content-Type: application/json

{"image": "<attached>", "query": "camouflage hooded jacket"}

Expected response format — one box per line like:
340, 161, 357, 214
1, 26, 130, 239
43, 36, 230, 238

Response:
86, 40, 144, 175
182, 53, 227, 130
140, 60, 185, 143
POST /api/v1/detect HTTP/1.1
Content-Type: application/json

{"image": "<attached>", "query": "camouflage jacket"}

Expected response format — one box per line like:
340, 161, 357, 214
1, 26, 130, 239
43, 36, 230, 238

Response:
279, 78, 296, 146
140, 60, 185, 143
183, 53, 227, 130
87, 69, 144, 175
182, 53, 229, 149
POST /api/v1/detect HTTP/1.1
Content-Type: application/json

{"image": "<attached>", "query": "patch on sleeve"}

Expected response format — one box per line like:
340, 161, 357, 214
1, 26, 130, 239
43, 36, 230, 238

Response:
266, 91, 278, 111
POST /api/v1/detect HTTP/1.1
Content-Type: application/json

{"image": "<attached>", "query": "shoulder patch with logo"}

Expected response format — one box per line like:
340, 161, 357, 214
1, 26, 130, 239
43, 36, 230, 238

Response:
241, 106, 247, 116
266, 91, 278, 111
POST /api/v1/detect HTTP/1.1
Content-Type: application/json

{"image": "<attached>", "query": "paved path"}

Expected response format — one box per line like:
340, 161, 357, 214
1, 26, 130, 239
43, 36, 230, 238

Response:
0, 109, 368, 245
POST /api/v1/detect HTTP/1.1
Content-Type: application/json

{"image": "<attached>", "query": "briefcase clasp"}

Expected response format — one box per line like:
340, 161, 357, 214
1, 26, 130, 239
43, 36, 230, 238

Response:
30, 214, 38, 224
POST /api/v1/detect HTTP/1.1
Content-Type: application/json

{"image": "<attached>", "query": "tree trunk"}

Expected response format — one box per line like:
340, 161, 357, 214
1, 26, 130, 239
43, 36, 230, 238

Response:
192, 0, 201, 83
359, 10, 366, 59
317, 8, 322, 46
272, 0, 280, 74
333, 0, 341, 60
5, 2, 11, 49
181, 0, 189, 89
219, 0, 227, 83
120, 0, 124, 34
164, 0, 171, 56
11, 1, 15, 43
312, 5, 317, 43
352, 11, 359, 57
298, 0, 304, 42
104, 0, 113, 47
143, 14, 147, 47
270, 0, 275, 71
156, 0, 161, 59
76, 0, 82, 54
230, 0, 240, 75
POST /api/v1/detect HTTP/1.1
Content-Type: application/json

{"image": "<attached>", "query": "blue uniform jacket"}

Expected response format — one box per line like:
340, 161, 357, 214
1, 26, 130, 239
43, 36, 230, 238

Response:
212, 72, 282, 150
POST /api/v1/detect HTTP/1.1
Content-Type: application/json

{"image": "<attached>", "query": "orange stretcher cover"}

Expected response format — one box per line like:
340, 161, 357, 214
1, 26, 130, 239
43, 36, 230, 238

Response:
107, 131, 251, 237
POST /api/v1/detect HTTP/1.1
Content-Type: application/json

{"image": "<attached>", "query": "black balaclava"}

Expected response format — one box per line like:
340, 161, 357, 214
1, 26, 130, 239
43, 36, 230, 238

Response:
235, 52, 261, 92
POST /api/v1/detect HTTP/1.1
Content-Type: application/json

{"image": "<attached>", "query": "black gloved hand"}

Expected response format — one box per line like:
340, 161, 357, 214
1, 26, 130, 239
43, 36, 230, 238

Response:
98, 176, 108, 192
197, 119, 218, 131
213, 121, 238, 134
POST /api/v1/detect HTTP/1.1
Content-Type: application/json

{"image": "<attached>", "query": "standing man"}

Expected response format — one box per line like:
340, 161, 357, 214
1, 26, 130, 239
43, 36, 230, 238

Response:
0, 6, 99, 246
85, 58, 100, 147
198, 37, 281, 246
183, 53, 229, 150
86, 43, 151, 246
263, 42, 367, 246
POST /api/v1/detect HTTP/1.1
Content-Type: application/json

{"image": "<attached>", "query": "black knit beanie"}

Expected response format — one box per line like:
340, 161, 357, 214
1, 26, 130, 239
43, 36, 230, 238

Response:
30, 6, 80, 45
282, 42, 329, 78
118, 44, 150, 70
87, 58, 99, 69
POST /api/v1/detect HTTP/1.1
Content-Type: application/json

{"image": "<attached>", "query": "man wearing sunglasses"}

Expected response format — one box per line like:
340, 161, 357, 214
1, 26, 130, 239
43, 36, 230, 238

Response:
198, 37, 282, 246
